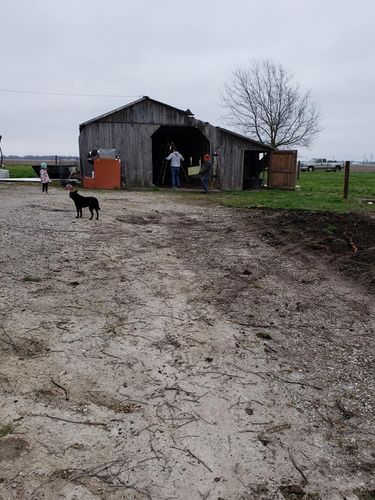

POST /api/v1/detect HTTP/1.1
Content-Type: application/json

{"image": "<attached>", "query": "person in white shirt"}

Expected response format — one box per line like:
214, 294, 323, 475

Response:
166, 147, 184, 188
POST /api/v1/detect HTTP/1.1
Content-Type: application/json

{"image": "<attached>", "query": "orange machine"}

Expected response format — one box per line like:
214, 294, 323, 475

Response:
83, 157, 121, 189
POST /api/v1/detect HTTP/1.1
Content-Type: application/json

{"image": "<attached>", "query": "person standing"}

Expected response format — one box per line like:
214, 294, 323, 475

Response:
200, 153, 212, 193
166, 147, 184, 188
39, 162, 50, 193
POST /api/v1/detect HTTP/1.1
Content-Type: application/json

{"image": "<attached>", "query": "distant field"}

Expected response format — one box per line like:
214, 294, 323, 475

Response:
5, 163, 78, 179
298, 163, 375, 173
348, 165, 375, 173
3, 158, 78, 167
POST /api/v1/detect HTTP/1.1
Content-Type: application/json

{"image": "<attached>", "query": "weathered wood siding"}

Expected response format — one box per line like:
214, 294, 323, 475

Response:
99, 99, 192, 127
79, 98, 271, 189
80, 122, 159, 187
210, 130, 266, 190
268, 150, 297, 190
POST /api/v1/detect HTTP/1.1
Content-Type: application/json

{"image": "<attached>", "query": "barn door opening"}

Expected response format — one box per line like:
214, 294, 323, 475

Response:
243, 151, 268, 189
268, 150, 298, 189
152, 126, 209, 187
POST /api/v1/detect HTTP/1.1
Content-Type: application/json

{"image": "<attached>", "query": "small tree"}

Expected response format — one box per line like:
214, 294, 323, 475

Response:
222, 60, 321, 148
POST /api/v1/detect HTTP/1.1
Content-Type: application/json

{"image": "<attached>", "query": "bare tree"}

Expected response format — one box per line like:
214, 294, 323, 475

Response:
222, 60, 321, 148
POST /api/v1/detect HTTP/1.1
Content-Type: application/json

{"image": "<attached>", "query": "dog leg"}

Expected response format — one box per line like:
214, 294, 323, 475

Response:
89, 208, 94, 220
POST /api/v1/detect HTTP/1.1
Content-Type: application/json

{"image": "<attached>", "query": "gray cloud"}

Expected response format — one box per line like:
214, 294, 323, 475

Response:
1, 0, 374, 161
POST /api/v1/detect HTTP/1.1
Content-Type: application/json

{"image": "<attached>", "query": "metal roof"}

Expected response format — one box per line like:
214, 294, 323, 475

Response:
216, 127, 274, 150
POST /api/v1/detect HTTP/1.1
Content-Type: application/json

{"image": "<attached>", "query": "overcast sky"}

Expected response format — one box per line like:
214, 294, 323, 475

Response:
1, 0, 374, 161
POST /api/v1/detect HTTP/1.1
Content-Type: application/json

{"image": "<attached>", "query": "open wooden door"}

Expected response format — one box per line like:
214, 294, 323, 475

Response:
268, 150, 297, 189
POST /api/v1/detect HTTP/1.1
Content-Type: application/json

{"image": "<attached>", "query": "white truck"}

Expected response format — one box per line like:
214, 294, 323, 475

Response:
300, 158, 343, 172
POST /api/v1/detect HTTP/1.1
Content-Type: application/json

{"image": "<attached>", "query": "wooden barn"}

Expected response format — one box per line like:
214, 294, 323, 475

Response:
79, 96, 296, 190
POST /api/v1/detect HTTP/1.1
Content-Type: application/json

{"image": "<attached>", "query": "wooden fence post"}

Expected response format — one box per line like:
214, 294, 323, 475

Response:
343, 160, 350, 199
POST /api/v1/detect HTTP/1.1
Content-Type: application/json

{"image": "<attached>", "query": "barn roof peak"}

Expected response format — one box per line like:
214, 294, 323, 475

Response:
80, 96, 194, 128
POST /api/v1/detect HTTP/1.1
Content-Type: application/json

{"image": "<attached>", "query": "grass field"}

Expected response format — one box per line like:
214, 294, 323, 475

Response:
7, 165, 37, 178
209, 171, 375, 213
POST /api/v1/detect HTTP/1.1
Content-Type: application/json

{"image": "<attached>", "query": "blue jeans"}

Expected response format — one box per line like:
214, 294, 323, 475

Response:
201, 173, 209, 192
171, 167, 180, 187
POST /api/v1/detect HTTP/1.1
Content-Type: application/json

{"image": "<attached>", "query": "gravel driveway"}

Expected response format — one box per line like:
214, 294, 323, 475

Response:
0, 184, 374, 500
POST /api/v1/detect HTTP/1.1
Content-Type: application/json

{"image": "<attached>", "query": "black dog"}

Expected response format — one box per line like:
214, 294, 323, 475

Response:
67, 186, 100, 220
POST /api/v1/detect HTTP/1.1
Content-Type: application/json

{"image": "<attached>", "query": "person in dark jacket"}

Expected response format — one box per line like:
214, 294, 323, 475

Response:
200, 153, 212, 193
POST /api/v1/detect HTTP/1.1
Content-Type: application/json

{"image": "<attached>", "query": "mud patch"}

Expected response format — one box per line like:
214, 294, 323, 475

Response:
48, 208, 71, 212
31, 388, 62, 404
257, 210, 375, 292
279, 484, 320, 499
0, 438, 28, 462
116, 214, 161, 225
355, 489, 375, 500
0, 336, 48, 358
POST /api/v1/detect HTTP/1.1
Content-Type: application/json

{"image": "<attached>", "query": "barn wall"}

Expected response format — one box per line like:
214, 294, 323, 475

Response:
80, 122, 160, 187
205, 129, 266, 190
80, 100, 195, 187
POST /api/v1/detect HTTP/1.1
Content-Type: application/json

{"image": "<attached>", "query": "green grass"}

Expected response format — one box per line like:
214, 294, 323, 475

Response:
23, 275, 42, 283
256, 332, 272, 340
7, 165, 38, 178
0, 423, 15, 438
209, 172, 375, 212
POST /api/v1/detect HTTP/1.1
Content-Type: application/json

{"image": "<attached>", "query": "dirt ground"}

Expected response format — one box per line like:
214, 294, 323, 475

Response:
0, 184, 374, 500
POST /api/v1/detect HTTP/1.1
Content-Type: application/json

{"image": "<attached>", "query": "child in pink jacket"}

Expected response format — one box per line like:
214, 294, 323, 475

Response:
39, 163, 50, 193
